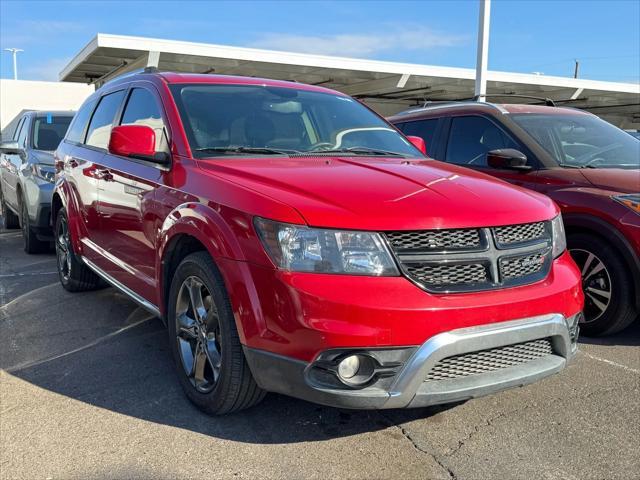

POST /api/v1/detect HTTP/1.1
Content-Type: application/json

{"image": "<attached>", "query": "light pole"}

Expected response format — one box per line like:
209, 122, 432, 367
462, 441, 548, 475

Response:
4, 48, 24, 80
474, 0, 491, 101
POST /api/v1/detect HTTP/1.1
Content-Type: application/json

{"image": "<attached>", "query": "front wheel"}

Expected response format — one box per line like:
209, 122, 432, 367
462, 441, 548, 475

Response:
569, 233, 637, 336
21, 197, 49, 253
167, 252, 265, 414
0, 188, 19, 229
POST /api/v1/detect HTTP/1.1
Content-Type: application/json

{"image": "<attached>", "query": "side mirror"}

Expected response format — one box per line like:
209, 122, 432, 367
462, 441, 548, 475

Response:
108, 125, 169, 164
487, 149, 531, 171
0, 141, 23, 154
406, 135, 427, 155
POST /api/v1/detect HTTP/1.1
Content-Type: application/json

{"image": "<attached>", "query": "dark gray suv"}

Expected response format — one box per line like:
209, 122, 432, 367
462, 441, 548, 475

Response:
0, 111, 74, 252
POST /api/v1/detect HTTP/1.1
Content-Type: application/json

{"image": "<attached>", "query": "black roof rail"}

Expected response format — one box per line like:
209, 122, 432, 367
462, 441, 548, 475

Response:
472, 94, 556, 107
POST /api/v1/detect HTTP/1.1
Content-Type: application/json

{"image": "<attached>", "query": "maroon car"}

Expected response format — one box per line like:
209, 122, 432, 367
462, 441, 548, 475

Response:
389, 102, 639, 336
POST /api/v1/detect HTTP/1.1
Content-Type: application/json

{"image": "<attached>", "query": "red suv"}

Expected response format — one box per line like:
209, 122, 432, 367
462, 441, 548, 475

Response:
53, 72, 582, 414
390, 102, 639, 336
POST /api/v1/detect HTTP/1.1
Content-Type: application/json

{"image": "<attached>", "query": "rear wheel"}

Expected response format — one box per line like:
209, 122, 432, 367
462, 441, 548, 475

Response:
168, 251, 265, 415
55, 208, 102, 291
0, 188, 19, 229
21, 196, 49, 253
569, 233, 637, 336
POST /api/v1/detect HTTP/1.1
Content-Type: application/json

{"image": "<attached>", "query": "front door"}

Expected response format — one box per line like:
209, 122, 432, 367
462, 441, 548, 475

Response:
442, 115, 541, 191
1, 116, 29, 209
95, 86, 170, 302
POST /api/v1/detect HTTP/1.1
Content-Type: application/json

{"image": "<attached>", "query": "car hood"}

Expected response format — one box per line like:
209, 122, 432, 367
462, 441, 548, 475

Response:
198, 156, 558, 230
29, 149, 55, 165
579, 168, 640, 193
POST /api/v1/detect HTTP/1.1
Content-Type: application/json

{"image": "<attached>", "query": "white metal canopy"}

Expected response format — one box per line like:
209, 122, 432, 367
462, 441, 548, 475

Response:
60, 34, 640, 128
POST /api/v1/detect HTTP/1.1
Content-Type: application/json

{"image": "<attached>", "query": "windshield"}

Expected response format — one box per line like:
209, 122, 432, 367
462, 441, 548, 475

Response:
32, 115, 73, 151
510, 113, 640, 169
170, 84, 421, 158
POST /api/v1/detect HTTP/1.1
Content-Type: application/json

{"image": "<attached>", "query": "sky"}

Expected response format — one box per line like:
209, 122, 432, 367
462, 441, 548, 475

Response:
0, 0, 639, 84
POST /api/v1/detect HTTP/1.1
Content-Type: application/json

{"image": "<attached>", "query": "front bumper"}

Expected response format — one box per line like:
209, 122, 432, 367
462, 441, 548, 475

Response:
244, 313, 580, 409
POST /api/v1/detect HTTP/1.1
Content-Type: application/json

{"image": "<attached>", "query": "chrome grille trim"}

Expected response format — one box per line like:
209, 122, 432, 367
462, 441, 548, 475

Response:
384, 221, 552, 293
425, 338, 554, 381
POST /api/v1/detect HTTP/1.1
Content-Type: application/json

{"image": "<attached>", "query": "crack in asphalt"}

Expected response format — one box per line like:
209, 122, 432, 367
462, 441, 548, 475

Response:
378, 411, 457, 479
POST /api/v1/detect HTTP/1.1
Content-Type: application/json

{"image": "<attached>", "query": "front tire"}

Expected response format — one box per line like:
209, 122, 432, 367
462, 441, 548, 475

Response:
55, 208, 103, 292
167, 251, 265, 415
0, 188, 19, 229
569, 233, 637, 336
21, 196, 49, 253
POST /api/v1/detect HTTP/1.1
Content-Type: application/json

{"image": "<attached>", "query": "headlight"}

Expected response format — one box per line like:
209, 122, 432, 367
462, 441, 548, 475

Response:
551, 214, 567, 258
254, 218, 399, 276
31, 164, 55, 183
613, 194, 640, 214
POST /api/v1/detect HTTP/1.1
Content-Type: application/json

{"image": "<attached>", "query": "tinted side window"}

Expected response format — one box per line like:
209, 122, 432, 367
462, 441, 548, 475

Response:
12, 117, 26, 141
85, 90, 126, 149
446, 116, 518, 166
398, 119, 438, 156
66, 99, 97, 144
17, 117, 29, 148
120, 88, 167, 151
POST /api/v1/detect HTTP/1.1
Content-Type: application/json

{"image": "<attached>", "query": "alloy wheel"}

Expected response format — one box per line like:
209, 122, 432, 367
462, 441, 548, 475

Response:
570, 248, 612, 323
175, 276, 222, 393
56, 215, 72, 281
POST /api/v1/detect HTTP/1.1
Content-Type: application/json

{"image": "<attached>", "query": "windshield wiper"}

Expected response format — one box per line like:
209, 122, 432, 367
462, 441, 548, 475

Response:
195, 146, 298, 155
312, 147, 408, 157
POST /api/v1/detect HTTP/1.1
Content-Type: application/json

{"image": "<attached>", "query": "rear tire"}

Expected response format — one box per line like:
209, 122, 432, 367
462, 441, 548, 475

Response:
0, 188, 19, 229
167, 251, 265, 415
55, 208, 103, 292
21, 196, 49, 254
569, 233, 637, 336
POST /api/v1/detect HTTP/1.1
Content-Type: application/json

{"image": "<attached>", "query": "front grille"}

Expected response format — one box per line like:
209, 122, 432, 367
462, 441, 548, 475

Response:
386, 229, 481, 251
425, 338, 554, 381
405, 263, 487, 286
500, 252, 546, 279
384, 221, 551, 293
494, 222, 545, 247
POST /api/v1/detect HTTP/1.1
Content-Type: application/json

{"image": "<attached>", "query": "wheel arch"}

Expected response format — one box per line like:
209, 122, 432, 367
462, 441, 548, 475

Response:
156, 202, 247, 323
563, 213, 640, 308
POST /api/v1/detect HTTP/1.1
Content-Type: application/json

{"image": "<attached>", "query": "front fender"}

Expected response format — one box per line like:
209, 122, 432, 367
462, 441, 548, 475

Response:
157, 202, 246, 264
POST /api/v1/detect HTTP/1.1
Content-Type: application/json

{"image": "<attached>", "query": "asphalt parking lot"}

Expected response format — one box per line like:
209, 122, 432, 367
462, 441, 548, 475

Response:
1, 224, 639, 480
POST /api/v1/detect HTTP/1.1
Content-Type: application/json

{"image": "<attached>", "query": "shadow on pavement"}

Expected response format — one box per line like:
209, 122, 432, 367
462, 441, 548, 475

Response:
7, 315, 454, 444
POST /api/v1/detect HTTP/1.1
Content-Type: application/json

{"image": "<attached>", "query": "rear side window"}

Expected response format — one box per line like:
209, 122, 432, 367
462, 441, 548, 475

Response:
398, 119, 438, 156
445, 116, 518, 166
32, 116, 73, 151
66, 99, 97, 144
85, 90, 126, 149
16, 117, 29, 148
120, 88, 168, 152
12, 117, 26, 141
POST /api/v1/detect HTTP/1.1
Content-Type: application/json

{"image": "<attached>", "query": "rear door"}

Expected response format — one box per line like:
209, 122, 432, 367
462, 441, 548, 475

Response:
94, 84, 170, 301
395, 118, 442, 158
441, 115, 541, 190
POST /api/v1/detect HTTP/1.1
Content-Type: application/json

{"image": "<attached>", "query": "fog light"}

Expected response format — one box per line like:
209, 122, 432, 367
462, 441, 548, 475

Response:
337, 355, 360, 380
